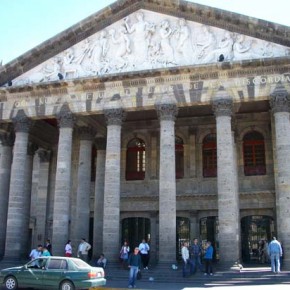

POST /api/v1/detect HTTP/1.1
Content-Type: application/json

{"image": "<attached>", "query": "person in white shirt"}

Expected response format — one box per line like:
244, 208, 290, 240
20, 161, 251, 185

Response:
65, 240, 72, 257
138, 239, 150, 269
181, 242, 194, 277
77, 238, 91, 262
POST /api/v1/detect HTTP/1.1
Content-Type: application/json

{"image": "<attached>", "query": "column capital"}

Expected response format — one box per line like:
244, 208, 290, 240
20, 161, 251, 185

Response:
104, 108, 126, 126
37, 149, 51, 163
212, 98, 233, 117
95, 137, 106, 150
78, 126, 95, 141
27, 142, 39, 156
0, 131, 15, 146
12, 110, 32, 133
270, 84, 290, 113
155, 103, 178, 121
57, 103, 75, 128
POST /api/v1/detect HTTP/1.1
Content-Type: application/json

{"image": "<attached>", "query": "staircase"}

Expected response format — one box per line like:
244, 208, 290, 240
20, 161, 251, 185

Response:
104, 262, 290, 285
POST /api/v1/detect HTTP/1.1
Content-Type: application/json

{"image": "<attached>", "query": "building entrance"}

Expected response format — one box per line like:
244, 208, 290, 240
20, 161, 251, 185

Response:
241, 215, 274, 263
121, 218, 151, 251
200, 216, 219, 260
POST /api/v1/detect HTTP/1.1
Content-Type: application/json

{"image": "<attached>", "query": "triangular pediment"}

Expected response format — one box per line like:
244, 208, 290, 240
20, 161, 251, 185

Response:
2, 0, 290, 87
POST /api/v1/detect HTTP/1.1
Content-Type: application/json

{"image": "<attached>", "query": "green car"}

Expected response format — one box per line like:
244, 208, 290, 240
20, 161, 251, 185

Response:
0, 256, 106, 290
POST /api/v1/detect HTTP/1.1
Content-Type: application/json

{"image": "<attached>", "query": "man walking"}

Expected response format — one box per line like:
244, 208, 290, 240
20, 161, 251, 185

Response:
268, 237, 283, 273
128, 247, 142, 288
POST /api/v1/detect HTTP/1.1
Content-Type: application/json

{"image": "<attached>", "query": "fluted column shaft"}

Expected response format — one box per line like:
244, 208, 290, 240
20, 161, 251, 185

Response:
93, 138, 106, 257
270, 87, 290, 269
156, 102, 178, 262
4, 110, 31, 259
0, 132, 14, 258
213, 97, 240, 266
75, 127, 94, 241
102, 108, 124, 260
52, 104, 75, 255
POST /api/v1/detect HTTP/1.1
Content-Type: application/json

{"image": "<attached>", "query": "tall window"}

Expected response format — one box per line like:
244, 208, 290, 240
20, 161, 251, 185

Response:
126, 138, 146, 180
243, 131, 266, 176
175, 136, 184, 179
203, 134, 217, 178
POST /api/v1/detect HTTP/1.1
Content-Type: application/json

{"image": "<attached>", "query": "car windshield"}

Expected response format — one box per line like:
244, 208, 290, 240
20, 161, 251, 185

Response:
70, 258, 91, 269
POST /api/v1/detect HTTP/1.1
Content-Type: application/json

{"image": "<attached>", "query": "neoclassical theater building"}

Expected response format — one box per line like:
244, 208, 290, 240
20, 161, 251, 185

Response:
1, 0, 290, 267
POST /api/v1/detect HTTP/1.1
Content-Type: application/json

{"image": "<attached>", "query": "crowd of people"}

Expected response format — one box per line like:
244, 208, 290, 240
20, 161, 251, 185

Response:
29, 235, 284, 288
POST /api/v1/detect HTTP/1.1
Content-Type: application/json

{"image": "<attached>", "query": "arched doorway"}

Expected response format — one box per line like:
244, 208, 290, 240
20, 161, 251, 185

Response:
241, 215, 274, 263
121, 218, 151, 251
200, 216, 219, 261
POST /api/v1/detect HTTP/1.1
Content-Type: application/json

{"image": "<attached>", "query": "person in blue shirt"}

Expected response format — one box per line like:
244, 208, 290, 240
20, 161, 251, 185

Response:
268, 237, 283, 273
204, 241, 214, 276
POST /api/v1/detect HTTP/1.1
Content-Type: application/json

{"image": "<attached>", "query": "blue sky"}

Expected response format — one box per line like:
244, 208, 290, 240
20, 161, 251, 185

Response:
1, 0, 290, 65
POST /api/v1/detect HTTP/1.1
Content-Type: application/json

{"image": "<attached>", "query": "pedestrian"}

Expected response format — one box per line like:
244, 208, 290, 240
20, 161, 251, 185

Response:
77, 238, 91, 262
29, 245, 42, 260
268, 237, 283, 273
138, 239, 150, 269
182, 242, 194, 277
45, 239, 52, 255
96, 253, 107, 268
204, 241, 213, 276
65, 240, 72, 257
120, 241, 130, 269
41, 246, 51, 256
190, 238, 203, 273
128, 247, 142, 288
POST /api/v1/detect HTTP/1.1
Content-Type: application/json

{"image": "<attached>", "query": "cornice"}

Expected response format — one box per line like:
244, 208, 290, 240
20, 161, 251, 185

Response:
1, 0, 290, 87
2, 57, 290, 96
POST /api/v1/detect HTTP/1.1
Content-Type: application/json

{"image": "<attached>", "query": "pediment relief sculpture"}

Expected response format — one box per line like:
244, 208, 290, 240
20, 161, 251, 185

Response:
11, 9, 290, 87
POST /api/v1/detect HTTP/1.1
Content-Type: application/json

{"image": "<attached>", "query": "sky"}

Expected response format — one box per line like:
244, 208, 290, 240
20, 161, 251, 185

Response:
0, 0, 290, 65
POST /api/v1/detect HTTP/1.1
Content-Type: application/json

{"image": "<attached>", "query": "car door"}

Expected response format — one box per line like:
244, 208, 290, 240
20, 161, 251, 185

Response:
16, 258, 45, 289
42, 258, 68, 289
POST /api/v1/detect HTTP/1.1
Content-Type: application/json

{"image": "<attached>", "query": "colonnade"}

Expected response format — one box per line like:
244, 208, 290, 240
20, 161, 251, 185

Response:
0, 86, 289, 268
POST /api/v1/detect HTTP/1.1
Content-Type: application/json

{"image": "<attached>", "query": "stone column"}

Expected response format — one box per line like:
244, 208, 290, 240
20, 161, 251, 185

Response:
22, 142, 38, 257
0, 131, 14, 258
4, 110, 32, 260
212, 95, 240, 267
75, 126, 95, 241
93, 137, 106, 257
52, 104, 75, 256
270, 85, 290, 269
36, 149, 51, 249
155, 100, 178, 263
102, 107, 125, 260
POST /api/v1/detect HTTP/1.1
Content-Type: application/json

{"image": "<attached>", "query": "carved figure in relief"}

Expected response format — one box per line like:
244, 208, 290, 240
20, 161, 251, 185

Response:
109, 27, 131, 70
202, 31, 234, 63
124, 12, 153, 64
233, 34, 254, 60
260, 41, 274, 57
158, 20, 175, 66
174, 18, 196, 63
42, 57, 62, 81
90, 31, 110, 74
73, 38, 93, 65
196, 25, 217, 60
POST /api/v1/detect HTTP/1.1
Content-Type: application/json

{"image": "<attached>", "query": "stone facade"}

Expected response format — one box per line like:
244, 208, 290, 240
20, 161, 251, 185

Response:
0, 0, 290, 269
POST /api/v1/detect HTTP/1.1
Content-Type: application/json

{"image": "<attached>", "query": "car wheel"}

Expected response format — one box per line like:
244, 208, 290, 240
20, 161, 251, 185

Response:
4, 276, 18, 290
60, 280, 75, 290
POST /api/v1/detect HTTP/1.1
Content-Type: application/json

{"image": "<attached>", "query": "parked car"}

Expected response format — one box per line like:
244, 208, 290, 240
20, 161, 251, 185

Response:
0, 256, 106, 290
